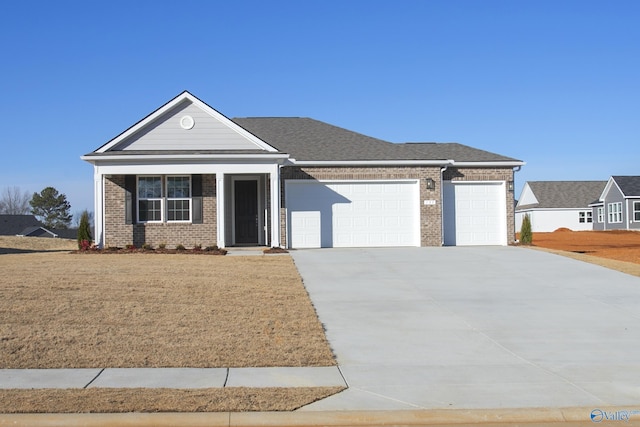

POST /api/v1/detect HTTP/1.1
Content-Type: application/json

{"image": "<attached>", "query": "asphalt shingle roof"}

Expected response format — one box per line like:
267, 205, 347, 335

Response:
613, 176, 640, 197
233, 117, 520, 162
0, 215, 42, 236
517, 181, 607, 210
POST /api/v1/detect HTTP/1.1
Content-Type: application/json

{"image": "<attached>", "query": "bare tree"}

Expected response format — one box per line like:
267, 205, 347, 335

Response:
0, 186, 31, 215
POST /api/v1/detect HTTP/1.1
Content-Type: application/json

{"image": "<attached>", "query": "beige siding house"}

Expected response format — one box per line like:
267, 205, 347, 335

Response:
82, 91, 524, 249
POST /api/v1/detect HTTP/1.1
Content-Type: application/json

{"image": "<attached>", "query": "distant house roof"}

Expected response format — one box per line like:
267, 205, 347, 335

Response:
232, 117, 522, 164
612, 176, 640, 197
516, 181, 607, 211
18, 226, 58, 238
0, 215, 43, 236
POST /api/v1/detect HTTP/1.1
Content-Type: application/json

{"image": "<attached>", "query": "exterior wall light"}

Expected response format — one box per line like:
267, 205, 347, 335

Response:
507, 181, 514, 192
426, 178, 436, 190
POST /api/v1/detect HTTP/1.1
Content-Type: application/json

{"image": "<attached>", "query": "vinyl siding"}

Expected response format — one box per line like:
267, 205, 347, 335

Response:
115, 100, 263, 151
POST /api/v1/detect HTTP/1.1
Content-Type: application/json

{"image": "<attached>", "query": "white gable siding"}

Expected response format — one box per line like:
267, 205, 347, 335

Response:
516, 183, 538, 207
114, 100, 264, 151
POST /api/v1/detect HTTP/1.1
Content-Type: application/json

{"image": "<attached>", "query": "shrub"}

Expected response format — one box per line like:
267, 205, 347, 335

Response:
175, 244, 186, 251
158, 242, 167, 250
520, 213, 533, 245
141, 243, 153, 251
125, 244, 136, 251
193, 243, 202, 251
76, 210, 92, 249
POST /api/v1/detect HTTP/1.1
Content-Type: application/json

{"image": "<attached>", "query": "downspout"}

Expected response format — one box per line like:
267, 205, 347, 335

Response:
440, 164, 450, 246
512, 165, 522, 243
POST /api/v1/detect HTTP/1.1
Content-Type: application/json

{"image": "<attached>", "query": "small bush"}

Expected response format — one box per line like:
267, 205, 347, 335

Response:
175, 244, 186, 251
205, 245, 219, 251
76, 210, 92, 249
193, 243, 202, 251
158, 242, 167, 250
125, 244, 136, 251
520, 213, 533, 245
141, 243, 153, 251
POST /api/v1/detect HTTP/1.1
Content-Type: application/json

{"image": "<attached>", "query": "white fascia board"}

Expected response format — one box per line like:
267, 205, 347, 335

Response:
95, 162, 282, 176
81, 153, 289, 163
597, 176, 616, 201
95, 91, 278, 153
450, 161, 526, 167
291, 159, 454, 166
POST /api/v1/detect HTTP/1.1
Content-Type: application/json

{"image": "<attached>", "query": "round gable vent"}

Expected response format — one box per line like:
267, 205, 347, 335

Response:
180, 115, 195, 130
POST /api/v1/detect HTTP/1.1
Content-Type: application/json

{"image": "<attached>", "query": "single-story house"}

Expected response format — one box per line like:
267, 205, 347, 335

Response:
82, 91, 524, 249
590, 176, 640, 231
515, 181, 607, 232
0, 215, 45, 236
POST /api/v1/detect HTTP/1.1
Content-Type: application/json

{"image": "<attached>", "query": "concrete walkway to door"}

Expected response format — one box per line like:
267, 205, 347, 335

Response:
291, 247, 640, 411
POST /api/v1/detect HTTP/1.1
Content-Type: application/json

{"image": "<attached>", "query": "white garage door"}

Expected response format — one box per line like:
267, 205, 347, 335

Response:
286, 180, 419, 248
443, 181, 506, 246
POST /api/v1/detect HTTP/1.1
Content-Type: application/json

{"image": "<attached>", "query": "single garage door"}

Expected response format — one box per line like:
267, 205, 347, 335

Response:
443, 181, 507, 246
286, 180, 419, 248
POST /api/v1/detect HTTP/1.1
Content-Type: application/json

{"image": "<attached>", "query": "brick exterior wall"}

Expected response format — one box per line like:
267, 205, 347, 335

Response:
443, 167, 516, 244
104, 175, 217, 249
280, 165, 516, 247
280, 166, 443, 247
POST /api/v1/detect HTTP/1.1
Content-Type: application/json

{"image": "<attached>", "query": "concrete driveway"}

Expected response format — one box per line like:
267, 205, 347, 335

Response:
291, 246, 640, 411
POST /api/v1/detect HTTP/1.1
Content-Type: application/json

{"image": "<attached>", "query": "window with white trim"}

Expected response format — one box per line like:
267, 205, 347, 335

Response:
634, 201, 640, 222
608, 202, 622, 223
166, 176, 191, 221
578, 211, 592, 223
138, 176, 162, 222
137, 175, 191, 223
597, 207, 604, 223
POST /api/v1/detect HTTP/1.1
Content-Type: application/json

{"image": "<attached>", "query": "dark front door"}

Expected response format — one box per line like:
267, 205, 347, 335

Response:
234, 180, 259, 244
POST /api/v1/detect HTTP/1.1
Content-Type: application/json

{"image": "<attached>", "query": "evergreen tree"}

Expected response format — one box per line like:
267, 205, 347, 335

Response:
77, 210, 92, 249
30, 187, 72, 229
520, 213, 533, 245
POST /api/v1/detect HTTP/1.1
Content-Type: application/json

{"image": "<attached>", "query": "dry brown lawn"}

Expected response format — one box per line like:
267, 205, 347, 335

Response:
0, 236, 341, 412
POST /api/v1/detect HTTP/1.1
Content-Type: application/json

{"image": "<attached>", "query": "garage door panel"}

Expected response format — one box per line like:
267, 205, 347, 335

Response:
443, 181, 506, 246
287, 181, 419, 248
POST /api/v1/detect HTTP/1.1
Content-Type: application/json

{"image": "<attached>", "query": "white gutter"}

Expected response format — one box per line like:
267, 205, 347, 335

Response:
451, 161, 526, 167
291, 159, 454, 166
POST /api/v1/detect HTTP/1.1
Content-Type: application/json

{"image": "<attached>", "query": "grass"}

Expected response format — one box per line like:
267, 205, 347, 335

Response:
0, 236, 340, 412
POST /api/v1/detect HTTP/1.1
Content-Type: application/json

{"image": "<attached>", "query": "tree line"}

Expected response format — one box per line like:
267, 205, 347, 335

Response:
0, 185, 91, 229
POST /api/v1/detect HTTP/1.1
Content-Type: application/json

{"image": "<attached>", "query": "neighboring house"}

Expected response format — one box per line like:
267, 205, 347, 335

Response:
17, 226, 59, 238
82, 91, 524, 249
0, 215, 45, 236
515, 181, 606, 232
590, 176, 640, 231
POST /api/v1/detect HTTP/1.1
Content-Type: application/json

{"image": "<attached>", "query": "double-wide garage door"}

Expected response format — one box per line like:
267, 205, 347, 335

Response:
286, 180, 419, 248
443, 181, 507, 246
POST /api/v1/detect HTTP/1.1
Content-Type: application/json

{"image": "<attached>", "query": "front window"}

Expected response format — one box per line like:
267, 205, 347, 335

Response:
138, 176, 162, 222
166, 176, 191, 221
634, 201, 640, 222
608, 202, 622, 223
579, 211, 592, 223
137, 176, 191, 223
597, 207, 604, 223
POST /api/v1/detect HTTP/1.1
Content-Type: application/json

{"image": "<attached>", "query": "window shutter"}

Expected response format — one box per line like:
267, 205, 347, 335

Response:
192, 174, 203, 224
125, 175, 136, 224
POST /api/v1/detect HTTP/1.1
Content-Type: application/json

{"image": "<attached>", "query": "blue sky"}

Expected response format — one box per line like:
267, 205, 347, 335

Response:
0, 0, 638, 216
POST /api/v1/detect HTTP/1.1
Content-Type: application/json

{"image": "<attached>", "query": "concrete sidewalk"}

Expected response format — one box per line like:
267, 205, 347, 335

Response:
0, 366, 346, 389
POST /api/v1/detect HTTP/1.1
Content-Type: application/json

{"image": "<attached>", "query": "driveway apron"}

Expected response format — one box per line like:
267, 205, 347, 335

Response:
291, 247, 640, 411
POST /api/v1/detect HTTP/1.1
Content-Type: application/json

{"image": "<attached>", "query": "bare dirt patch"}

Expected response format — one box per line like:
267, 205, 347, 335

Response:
523, 230, 640, 277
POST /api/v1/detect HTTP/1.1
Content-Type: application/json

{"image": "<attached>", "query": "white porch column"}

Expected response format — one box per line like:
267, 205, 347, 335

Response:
94, 170, 105, 248
270, 165, 281, 248
216, 174, 226, 248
